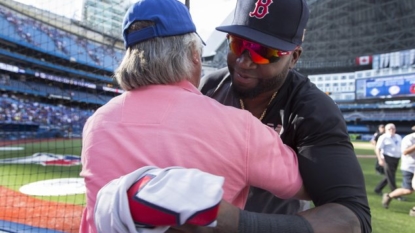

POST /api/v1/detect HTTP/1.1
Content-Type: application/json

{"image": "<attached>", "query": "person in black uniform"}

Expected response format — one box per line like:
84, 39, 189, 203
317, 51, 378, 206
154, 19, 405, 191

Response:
193, 0, 371, 232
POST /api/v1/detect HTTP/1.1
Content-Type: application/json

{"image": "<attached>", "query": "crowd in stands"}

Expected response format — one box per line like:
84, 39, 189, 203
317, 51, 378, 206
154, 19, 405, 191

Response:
344, 110, 415, 122
1, 72, 114, 106
0, 6, 123, 69
0, 93, 94, 140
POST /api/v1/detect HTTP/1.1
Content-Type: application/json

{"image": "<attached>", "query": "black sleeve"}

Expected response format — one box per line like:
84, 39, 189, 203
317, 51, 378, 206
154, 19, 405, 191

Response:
239, 211, 313, 233
291, 92, 371, 233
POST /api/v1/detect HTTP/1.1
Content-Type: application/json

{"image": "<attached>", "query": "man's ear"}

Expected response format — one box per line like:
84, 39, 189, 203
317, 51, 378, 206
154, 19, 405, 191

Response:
289, 47, 302, 69
192, 49, 201, 64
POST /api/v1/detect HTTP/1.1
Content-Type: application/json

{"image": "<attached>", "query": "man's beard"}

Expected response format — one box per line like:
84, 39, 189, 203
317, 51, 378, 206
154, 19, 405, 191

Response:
231, 64, 290, 99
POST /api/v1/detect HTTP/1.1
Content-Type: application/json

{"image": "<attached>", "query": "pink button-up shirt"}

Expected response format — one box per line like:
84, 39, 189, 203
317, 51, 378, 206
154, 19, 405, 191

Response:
79, 80, 302, 233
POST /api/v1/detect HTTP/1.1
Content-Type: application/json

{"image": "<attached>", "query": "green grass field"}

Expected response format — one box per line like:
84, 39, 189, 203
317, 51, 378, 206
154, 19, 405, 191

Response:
360, 157, 415, 233
354, 141, 415, 233
1, 139, 414, 232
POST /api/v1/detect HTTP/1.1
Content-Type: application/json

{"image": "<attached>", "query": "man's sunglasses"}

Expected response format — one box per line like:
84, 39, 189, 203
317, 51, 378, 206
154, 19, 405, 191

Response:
227, 34, 293, 64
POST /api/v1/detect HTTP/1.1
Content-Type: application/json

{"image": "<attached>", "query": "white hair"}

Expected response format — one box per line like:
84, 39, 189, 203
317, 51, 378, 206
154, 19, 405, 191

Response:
114, 32, 203, 91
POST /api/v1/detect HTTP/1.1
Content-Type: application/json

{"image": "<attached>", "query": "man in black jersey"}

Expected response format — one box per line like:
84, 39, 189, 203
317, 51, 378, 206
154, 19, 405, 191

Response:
189, 0, 372, 232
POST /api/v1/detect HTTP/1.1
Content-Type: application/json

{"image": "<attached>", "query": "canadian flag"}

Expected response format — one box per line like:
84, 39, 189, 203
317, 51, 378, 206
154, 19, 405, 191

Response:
356, 56, 372, 65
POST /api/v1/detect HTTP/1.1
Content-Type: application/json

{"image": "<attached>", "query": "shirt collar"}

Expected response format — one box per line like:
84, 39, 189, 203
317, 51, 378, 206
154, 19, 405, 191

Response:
172, 80, 201, 95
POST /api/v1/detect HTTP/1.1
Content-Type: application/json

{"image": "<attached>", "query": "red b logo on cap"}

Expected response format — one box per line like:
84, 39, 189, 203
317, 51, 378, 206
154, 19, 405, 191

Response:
249, 0, 273, 19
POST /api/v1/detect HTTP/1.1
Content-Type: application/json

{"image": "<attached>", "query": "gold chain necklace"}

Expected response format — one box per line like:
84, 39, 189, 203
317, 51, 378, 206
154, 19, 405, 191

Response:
239, 92, 278, 121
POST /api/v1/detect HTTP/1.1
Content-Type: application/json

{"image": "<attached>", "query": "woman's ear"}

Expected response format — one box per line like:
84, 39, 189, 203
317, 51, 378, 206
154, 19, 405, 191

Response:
289, 47, 302, 69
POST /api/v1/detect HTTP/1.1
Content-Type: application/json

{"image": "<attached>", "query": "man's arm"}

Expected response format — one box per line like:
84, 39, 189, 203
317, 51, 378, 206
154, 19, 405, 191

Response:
297, 203, 361, 233
375, 138, 385, 166
403, 144, 415, 155
168, 201, 361, 233
237, 202, 361, 233
219, 128, 367, 231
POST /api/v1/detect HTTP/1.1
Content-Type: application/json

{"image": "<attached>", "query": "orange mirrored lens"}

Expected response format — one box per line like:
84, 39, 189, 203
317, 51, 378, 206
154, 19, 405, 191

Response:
227, 35, 291, 64
248, 50, 270, 64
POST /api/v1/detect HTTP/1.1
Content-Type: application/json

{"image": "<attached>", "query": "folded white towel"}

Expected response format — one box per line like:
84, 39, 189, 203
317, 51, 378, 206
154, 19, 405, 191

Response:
94, 166, 224, 233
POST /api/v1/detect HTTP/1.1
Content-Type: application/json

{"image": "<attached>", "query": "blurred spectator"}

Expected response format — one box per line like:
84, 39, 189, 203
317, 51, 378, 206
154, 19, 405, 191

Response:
371, 124, 385, 175
0, 74, 10, 85
382, 125, 415, 212
374, 123, 402, 196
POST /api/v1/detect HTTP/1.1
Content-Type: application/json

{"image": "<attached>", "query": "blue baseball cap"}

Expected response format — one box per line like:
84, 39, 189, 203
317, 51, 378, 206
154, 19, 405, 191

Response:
122, 0, 204, 49
216, 0, 309, 51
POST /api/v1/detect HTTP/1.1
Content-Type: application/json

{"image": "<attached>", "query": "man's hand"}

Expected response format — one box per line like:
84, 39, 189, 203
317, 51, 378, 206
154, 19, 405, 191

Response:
166, 200, 240, 233
378, 158, 385, 167
375, 148, 384, 166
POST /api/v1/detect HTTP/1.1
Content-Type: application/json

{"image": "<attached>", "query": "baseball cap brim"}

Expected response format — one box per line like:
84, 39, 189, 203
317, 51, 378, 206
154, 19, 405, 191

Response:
216, 25, 298, 51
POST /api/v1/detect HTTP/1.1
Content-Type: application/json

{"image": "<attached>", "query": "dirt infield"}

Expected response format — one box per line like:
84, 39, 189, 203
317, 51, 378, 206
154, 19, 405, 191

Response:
0, 186, 83, 233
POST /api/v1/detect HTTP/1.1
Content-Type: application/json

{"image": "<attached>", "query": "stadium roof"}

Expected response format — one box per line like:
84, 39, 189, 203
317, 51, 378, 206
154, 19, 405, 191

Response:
299, 0, 415, 73
203, 0, 415, 75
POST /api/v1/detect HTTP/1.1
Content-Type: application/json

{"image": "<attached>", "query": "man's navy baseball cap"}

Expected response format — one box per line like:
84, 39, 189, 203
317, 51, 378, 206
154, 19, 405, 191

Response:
216, 0, 309, 51
122, 0, 204, 49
